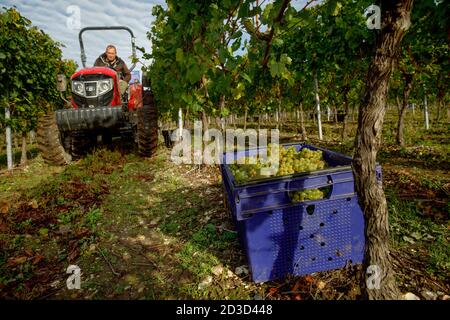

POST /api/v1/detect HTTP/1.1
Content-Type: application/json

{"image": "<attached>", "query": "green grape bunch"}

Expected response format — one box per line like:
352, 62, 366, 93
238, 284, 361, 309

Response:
290, 189, 325, 203
229, 145, 327, 183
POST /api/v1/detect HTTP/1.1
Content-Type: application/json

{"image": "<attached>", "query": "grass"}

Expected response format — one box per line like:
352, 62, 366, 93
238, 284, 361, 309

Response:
0, 146, 39, 171
387, 188, 449, 276
0, 108, 449, 299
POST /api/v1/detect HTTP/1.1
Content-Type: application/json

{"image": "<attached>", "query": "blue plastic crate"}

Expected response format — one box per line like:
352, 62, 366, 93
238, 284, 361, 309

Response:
221, 142, 378, 282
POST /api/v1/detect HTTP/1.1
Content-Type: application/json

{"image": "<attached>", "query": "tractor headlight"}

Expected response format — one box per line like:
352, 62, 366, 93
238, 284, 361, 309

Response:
72, 81, 85, 96
98, 79, 113, 95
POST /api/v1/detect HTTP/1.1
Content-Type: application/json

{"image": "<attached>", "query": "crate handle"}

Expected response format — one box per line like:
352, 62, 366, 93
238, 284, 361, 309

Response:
286, 175, 333, 192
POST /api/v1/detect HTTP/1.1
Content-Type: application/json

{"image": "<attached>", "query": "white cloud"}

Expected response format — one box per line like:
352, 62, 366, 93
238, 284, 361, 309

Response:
2, 0, 165, 70
3, 0, 315, 72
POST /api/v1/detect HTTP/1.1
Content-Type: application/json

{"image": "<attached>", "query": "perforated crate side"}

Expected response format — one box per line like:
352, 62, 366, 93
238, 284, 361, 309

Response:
235, 196, 364, 282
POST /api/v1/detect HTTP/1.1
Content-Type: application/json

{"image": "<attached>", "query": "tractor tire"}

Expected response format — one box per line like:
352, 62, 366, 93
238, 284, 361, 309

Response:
37, 112, 71, 165
70, 134, 95, 159
137, 91, 158, 157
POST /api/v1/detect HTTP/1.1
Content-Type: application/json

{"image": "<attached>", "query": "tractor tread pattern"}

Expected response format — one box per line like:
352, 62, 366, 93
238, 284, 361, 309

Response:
137, 91, 158, 157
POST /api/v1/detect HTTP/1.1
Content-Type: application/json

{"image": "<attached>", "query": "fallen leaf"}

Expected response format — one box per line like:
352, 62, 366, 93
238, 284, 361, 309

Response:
292, 280, 302, 292
29, 199, 38, 209
124, 274, 138, 286
411, 232, 422, 240
303, 275, 314, 284
7, 256, 28, 266
402, 292, 420, 300
68, 249, 79, 261
0, 222, 8, 232
32, 254, 44, 265
212, 265, 224, 276
317, 281, 326, 290
75, 228, 90, 238
294, 294, 302, 300
0, 201, 8, 214
403, 235, 415, 244
198, 276, 213, 290
268, 287, 278, 296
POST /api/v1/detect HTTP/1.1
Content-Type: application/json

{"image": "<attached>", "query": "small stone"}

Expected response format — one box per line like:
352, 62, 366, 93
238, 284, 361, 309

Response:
254, 294, 265, 300
59, 225, 70, 235
421, 290, 438, 300
403, 236, 415, 244
122, 252, 131, 261
317, 281, 326, 290
442, 295, 450, 301
235, 266, 249, 276
212, 265, 223, 276
198, 276, 213, 290
150, 218, 160, 225
402, 292, 420, 300
124, 274, 138, 286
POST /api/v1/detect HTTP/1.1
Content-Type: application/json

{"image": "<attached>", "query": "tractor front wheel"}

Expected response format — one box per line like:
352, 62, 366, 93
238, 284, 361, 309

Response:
70, 133, 96, 160
137, 91, 158, 157
37, 112, 72, 165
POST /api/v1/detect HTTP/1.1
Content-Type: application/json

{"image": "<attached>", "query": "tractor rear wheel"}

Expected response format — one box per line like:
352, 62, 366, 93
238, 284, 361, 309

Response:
37, 112, 72, 165
137, 91, 158, 157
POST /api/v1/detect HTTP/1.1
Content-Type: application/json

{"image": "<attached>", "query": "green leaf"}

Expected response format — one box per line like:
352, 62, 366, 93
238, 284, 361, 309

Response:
238, 2, 250, 18
332, 2, 343, 16
241, 73, 252, 84
186, 66, 202, 84
231, 38, 241, 52
218, 48, 228, 64
280, 54, 292, 65
176, 48, 184, 62
269, 60, 282, 77
231, 30, 243, 40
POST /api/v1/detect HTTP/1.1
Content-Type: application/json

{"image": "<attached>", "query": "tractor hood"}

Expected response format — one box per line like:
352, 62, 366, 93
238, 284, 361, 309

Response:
70, 67, 121, 109
71, 66, 118, 79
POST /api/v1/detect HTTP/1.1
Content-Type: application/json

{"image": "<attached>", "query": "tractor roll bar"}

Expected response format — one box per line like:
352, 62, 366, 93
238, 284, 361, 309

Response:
79, 26, 137, 71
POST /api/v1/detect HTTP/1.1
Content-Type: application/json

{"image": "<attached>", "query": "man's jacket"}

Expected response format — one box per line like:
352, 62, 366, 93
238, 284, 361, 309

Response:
94, 53, 131, 82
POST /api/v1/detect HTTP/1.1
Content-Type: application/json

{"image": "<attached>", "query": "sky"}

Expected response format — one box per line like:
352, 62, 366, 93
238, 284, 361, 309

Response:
2, 0, 312, 71
1, 0, 164, 70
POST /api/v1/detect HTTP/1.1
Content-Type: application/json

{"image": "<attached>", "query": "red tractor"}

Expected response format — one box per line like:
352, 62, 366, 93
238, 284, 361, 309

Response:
37, 26, 158, 164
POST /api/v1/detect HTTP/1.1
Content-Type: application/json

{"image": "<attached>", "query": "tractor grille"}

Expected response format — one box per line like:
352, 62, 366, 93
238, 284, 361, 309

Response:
85, 82, 97, 97
71, 73, 115, 108
73, 89, 114, 108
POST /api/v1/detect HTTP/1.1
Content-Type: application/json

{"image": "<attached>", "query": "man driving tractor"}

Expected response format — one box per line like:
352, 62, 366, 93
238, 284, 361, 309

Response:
94, 44, 131, 96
